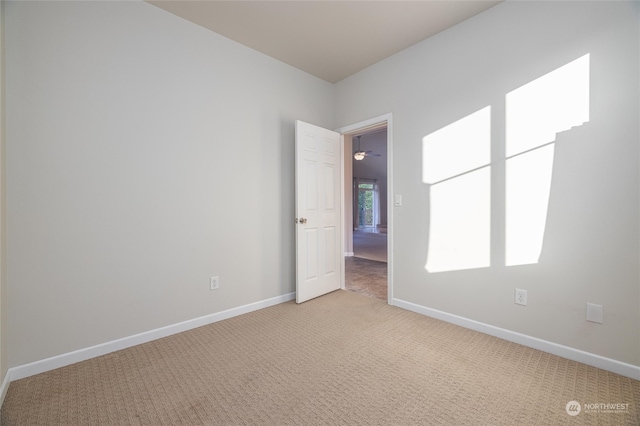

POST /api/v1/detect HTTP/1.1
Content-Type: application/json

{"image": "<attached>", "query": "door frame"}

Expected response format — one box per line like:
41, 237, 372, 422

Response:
335, 113, 394, 305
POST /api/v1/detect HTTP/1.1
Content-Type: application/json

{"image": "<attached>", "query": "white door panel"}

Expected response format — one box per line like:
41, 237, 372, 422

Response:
295, 120, 341, 303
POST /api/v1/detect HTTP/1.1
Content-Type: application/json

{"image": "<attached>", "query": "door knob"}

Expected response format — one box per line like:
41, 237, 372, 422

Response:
299, 218, 307, 224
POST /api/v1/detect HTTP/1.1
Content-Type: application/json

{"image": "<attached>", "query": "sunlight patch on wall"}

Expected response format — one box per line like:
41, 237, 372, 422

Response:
505, 54, 590, 266
506, 55, 590, 157
505, 145, 555, 266
422, 107, 491, 184
426, 167, 491, 273
422, 55, 590, 273
423, 107, 491, 273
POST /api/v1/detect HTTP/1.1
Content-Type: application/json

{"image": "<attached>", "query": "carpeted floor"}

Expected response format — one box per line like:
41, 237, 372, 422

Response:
353, 229, 387, 263
2, 290, 639, 425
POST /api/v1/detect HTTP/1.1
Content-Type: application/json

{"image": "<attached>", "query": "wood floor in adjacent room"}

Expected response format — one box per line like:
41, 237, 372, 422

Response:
345, 256, 387, 302
345, 228, 388, 301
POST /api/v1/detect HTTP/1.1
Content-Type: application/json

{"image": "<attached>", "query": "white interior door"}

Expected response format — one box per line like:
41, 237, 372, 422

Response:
295, 120, 342, 303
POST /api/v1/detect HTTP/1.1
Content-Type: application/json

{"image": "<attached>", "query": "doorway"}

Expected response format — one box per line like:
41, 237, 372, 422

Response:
336, 115, 393, 304
356, 180, 377, 230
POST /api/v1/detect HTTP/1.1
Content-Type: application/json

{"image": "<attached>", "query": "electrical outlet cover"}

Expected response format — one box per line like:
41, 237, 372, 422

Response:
586, 303, 603, 324
210, 276, 219, 290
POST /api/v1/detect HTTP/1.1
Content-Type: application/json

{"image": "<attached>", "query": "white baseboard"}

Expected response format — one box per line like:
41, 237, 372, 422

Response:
345, 252, 354, 257
7, 292, 296, 385
0, 370, 10, 409
393, 298, 640, 381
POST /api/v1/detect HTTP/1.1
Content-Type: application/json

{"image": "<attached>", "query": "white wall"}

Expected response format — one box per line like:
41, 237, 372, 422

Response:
5, 1, 333, 367
335, 1, 640, 366
0, 0, 7, 385
5, 0, 639, 375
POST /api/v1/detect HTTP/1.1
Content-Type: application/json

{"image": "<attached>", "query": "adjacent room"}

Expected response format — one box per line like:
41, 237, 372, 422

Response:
346, 129, 389, 301
1, 0, 638, 424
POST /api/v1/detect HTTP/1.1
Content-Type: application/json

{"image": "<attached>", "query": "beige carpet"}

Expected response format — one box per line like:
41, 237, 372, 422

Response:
3, 290, 639, 425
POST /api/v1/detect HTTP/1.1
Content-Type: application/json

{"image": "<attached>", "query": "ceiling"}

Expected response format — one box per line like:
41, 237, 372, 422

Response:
147, 1, 503, 83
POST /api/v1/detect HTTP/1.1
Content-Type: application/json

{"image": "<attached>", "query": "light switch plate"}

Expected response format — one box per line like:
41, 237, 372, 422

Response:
394, 194, 402, 206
